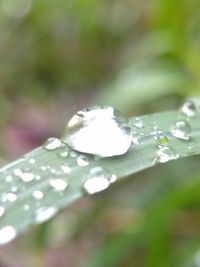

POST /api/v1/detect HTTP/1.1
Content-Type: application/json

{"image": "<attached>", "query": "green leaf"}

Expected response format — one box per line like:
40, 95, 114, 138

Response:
0, 102, 200, 245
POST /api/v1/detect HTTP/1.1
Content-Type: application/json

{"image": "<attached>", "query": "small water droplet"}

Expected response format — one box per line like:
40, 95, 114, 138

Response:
154, 132, 169, 147
23, 204, 30, 211
60, 151, 69, 157
62, 106, 132, 157
6, 193, 17, 202
83, 167, 116, 194
13, 169, 22, 176
29, 158, 36, 164
20, 172, 35, 182
181, 98, 200, 117
134, 118, 144, 129
44, 137, 61, 151
83, 177, 110, 194
35, 207, 58, 224
171, 120, 191, 140
77, 155, 89, 166
154, 147, 179, 163
0, 226, 17, 245
0, 207, 5, 218
60, 164, 71, 174
5, 176, 13, 182
32, 190, 44, 200
50, 179, 68, 192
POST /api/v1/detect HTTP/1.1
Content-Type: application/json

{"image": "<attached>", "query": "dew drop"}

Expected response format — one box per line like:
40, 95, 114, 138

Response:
134, 118, 144, 129
32, 190, 44, 200
20, 172, 35, 182
23, 204, 30, 211
6, 193, 17, 202
13, 169, 22, 176
62, 106, 132, 157
60, 164, 71, 174
35, 207, 58, 224
5, 176, 13, 183
0, 206, 5, 218
154, 132, 169, 147
77, 155, 89, 166
29, 158, 36, 164
83, 167, 116, 194
0, 226, 17, 245
44, 137, 61, 151
181, 98, 200, 117
60, 151, 69, 158
50, 179, 68, 192
171, 120, 191, 140
154, 147, 179, 163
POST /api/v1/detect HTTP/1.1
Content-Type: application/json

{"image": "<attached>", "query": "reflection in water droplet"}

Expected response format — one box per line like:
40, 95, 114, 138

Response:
50, 179, 68, 192
171, 120, 191, 140
32, 190, 44, 200
154, 147, 179, 163
0, 226, 17, 245
0, 207, 5, 218
62, 106, 132, 157
35, 207, 58, 224
44, 138, 61, 151
77, 155, 89, 166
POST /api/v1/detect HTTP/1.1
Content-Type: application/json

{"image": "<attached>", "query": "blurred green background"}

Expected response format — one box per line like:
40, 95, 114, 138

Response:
0, 0, 200, 266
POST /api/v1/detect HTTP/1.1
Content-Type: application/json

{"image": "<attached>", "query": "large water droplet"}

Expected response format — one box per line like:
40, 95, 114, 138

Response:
35, 207, 58, 224
170, 120, 191, 140
153, 132, 169, 147
44, 138, 61, 151
20, 172, 35, 182
154, 147, 179, 163
6, 193, 17, 202
62, 106, 132, 157
0, 226, 17, 245
50, 179, 68, 192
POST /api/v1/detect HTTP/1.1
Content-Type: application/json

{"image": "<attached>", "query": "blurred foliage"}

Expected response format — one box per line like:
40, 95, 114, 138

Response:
0, 0, 200, 267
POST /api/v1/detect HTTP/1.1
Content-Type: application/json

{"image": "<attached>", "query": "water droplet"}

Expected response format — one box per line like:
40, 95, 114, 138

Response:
60, 164, 71, 174
0, 226, 17, 245
153, 132, 169, 147
32, 190, 44, 200
83, 177, 110, 194
20, 172, 35, 182
62, 106, 132, 157
77, 155, 89, 166
6, 193, 17, 202
23, 204, 30, 211
60, 151, 69, 157
83, 167, 116, 194
181, 98, 200, 117
5, 176, 13, 182
13, 169, 22, 176
35, 207, 58, 224
44, 137, 61, 151
171, 120, 191, 140
29, 158, 36, 164
40, 166, 47, 171
154, 147, 179, 163
50, 179, 68, 192
0, 207, 5, 218
134, 118, 144, 129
